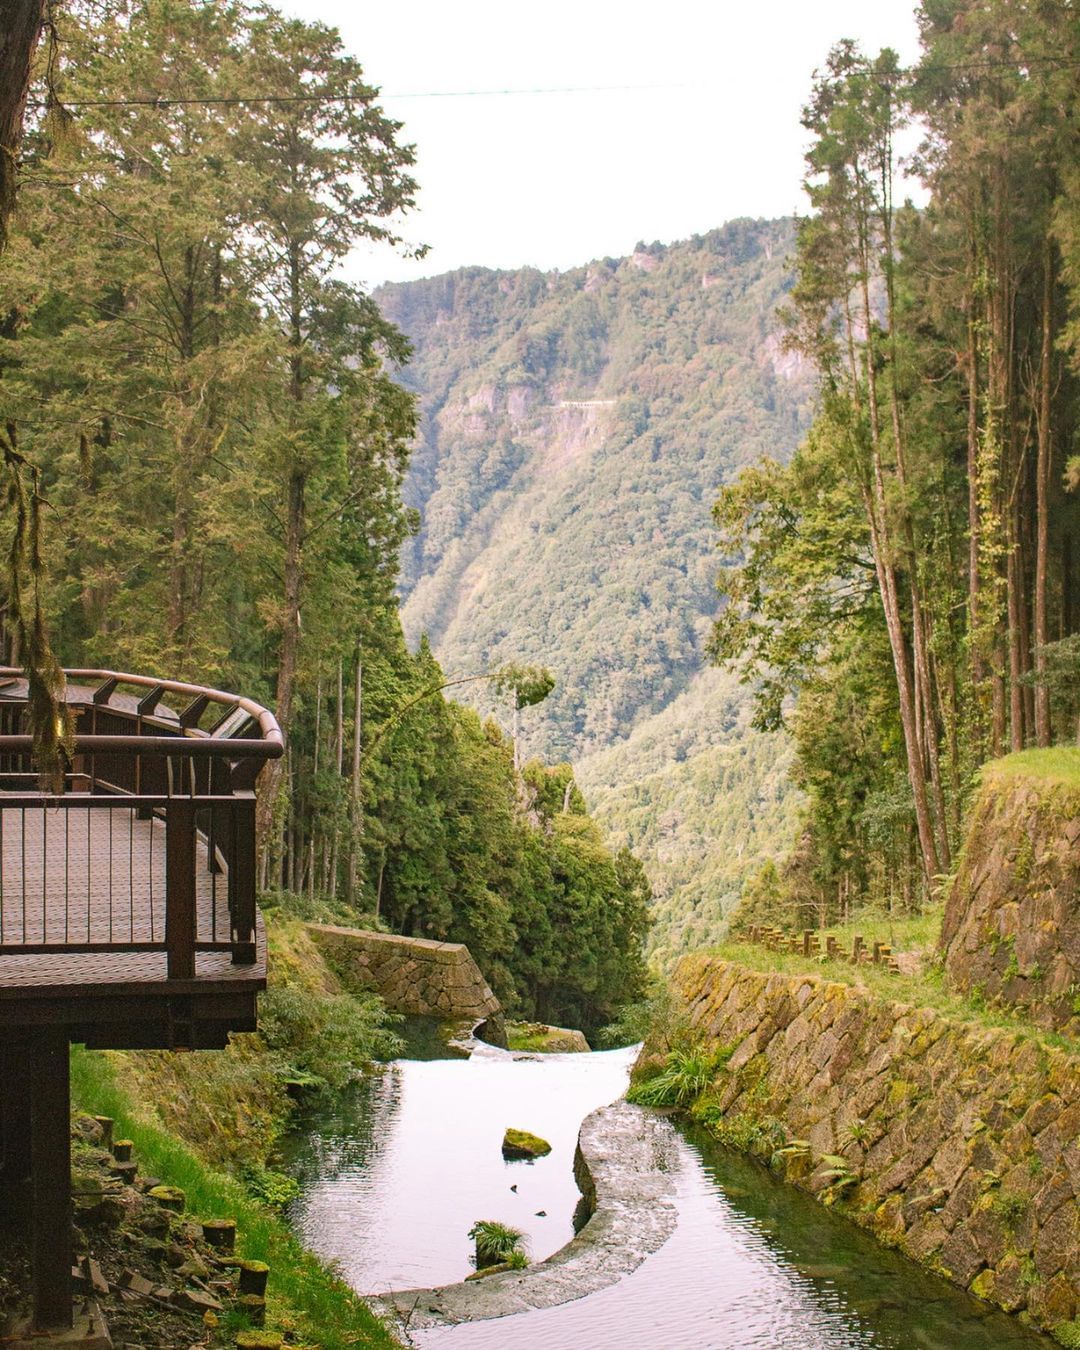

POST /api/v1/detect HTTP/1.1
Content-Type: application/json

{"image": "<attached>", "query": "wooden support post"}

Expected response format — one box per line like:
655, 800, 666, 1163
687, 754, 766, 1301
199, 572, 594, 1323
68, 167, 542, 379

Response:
32, 1029, 72, 1331
0, 1045, 32, 1229
231, 797, 257, 965
851, 935, 864, 966
802, 930, 813, 956
872, 941, 883, 964
826, 935, 838, 960
166, 799, 196, 981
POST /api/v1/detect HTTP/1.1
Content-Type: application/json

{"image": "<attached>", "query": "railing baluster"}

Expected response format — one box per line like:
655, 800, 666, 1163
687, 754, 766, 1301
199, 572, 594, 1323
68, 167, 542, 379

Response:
128, 807, 134, 942
41, 808, 46, 943
147, 806, 154, 942
108, 806, 113, 943
86, 810, 91, 944
165, 799, 196, 980
231, 799, 256, 965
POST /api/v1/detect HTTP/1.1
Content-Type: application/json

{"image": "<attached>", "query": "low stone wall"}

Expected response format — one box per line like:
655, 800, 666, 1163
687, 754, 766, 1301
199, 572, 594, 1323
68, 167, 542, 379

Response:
941, 761, 1080, 1034
368, 1101, 680, 1334
307, 924, 505, 1044
667, 955, 1080, 1340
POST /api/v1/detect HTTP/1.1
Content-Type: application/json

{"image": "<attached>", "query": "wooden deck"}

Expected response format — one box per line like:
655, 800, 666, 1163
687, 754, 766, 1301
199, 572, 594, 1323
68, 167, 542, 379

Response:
0, 804, 264, 995
0, 796, 265, 1051
0, 667, 281, 1331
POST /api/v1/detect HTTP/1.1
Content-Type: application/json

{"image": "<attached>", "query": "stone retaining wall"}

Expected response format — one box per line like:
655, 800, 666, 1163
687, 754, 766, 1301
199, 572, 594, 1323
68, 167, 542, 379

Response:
667, 955, 1080, 1341
941, 763, 1080, 1035
307, 924, 505, 1044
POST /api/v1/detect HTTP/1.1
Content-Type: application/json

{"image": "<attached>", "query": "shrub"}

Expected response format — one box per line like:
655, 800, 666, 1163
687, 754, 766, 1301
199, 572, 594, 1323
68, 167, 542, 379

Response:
626, 1043, 732, 1108
468, 1220, 527, 1268
258, 984, 403, 1094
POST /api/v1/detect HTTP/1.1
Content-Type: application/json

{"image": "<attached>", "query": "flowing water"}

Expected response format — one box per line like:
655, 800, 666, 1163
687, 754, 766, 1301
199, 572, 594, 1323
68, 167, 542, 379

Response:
282, 1031, 1054, 1349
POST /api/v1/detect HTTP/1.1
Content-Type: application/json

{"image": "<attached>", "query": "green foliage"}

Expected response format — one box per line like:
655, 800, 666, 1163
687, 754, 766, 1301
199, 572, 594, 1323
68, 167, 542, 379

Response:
1055, 1319, 1080, 1350
626, 1043, 733, 1108
595, 981, 683, 1049
0, 0, 651, 1041
467, 1220, 527, 1266
709, 11, 1080, 928
257, 983, 404, 1094
69, 1048, 398, 1350
381, 222, 813, 956
990, 1191, 1027, 1229
817, 1155, 860, 1206
578, 667, 801, 962
494, 663, 556, 711
239, 1164, 302, 1211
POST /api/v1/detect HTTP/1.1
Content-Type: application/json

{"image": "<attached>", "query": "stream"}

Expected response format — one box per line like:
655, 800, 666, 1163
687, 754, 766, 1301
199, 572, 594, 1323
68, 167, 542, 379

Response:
281, 1030, 1054, 1349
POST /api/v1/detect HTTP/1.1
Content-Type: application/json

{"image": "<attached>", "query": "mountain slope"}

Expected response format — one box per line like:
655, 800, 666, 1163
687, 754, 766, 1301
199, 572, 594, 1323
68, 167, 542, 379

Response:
377, 218, 813, 953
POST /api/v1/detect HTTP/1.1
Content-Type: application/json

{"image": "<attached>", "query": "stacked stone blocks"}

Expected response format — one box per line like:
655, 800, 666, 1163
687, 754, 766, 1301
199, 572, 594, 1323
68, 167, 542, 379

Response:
672, 955, 1080, 1337
306, 924, 504, 1037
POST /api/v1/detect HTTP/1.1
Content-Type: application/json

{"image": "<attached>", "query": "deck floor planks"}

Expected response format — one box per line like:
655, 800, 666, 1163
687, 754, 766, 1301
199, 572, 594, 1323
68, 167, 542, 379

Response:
0, 804, 262, 992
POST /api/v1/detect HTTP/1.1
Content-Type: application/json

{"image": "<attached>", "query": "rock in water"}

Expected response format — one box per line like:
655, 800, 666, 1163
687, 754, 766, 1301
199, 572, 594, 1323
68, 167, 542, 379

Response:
502, 1128, 552, 1160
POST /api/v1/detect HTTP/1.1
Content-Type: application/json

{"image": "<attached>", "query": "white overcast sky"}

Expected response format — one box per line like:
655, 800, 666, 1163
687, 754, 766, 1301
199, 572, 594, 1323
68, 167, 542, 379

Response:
282, 0, 923, 288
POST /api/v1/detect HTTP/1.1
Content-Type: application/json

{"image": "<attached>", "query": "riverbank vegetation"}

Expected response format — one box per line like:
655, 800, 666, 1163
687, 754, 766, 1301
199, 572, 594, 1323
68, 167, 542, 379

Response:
69, 1048, 400, 1350
714, 5, 1080, 933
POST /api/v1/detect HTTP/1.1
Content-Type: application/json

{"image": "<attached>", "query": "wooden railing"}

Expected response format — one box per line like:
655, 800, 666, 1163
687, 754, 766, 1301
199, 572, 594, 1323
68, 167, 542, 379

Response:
0, 669, 282, 977
747, 925, 903, 975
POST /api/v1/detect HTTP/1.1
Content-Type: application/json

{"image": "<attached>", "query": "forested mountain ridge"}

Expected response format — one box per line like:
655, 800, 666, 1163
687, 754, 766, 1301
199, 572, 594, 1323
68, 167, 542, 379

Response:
376, 222, 814, 954
378, 219, 814, 758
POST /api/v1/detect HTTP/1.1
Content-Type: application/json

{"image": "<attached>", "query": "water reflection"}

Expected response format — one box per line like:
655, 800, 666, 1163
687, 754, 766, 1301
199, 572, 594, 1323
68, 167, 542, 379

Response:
283, 1036, 1053, 1349
416, 1123, 1052, 1350
281, 1041, 637, 1293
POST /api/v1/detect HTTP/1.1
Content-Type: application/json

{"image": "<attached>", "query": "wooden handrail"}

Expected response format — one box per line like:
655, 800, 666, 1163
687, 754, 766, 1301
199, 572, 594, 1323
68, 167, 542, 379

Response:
0, 667, 284, 760
0, 668, 280, 970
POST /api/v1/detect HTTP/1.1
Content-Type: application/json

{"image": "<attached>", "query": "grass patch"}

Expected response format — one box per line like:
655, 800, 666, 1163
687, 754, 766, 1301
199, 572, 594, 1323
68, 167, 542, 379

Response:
70, 1047, 400, 1350
627, 1043, 734, 1108
708, 940, 1078, 1057
505, 1023, 571, 1053
780, 906, 944, 956
985, 747, 1080, 786
467, 1220, 527, 1269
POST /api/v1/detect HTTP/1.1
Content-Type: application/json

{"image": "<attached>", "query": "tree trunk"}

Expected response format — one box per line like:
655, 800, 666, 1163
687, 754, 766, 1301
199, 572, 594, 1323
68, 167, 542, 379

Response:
0, 0, 46, 250
308, 672, 321, 899
1007, 512, 1025, 752
858, 258, 941, 889
965, 239, 986, 750
327, 658, 343, 896
258, 465, 304, 875
346, 643, 362, 905
1034, 230, 1054, 746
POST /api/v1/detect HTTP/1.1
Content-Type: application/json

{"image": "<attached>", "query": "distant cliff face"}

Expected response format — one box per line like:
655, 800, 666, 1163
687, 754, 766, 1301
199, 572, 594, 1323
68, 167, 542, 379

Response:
377, 219, 813, 955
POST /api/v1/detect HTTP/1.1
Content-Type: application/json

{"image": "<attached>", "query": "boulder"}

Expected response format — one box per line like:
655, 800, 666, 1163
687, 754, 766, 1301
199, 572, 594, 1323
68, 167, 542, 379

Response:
502, 1128, 552, 1160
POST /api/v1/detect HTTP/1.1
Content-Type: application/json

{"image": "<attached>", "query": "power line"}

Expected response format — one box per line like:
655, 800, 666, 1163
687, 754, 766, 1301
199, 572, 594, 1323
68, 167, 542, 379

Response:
24, 55, 1080, 112
27, 81, 690, 109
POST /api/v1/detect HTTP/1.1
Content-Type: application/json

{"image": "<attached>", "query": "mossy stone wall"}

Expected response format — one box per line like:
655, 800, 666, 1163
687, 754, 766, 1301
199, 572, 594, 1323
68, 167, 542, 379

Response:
307, 924, 504, 1040
940, 766, 1080, 1034
669, 956, 1080, 1339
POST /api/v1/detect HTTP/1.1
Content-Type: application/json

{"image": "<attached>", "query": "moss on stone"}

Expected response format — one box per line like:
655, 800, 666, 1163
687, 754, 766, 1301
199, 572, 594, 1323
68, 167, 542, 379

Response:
501, 1128, 552, 1160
